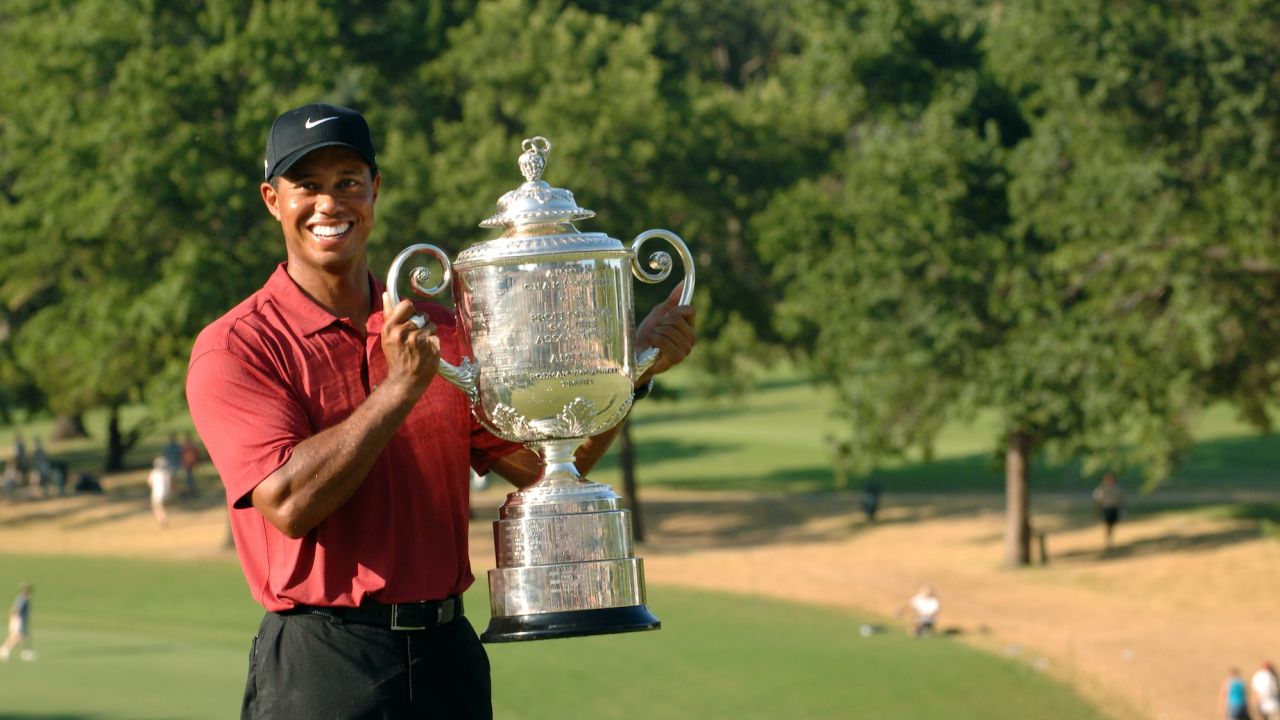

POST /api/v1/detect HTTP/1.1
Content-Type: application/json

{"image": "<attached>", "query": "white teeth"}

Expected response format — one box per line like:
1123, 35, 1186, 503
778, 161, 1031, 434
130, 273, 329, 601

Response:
311, 223, 350, 237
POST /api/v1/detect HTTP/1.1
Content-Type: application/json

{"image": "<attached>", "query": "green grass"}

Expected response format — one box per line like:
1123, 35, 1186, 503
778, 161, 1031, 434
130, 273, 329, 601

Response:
0, 553, 1106, 720
582, 369, 1280, 495
0, 555, 256, 720
0, 371, 1270, 718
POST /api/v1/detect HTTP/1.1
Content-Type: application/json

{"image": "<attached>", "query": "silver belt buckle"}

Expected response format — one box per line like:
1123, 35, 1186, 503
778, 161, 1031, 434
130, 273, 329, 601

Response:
390, 604, 429, 631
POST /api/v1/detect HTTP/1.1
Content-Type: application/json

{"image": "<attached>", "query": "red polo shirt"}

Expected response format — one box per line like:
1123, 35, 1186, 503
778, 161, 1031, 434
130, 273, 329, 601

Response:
186, 263, 520, 612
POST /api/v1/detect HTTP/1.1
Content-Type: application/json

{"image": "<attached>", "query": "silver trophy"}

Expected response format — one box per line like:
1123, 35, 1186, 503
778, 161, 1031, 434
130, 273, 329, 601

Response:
386, 137, 694, 642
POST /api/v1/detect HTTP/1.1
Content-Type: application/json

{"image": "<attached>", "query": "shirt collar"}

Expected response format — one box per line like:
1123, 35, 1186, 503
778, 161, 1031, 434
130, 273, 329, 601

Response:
265, 263, 385, 337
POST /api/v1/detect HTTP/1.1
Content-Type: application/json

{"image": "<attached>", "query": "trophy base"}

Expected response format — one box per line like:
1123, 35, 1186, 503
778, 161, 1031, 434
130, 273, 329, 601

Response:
480, 604, 660, 644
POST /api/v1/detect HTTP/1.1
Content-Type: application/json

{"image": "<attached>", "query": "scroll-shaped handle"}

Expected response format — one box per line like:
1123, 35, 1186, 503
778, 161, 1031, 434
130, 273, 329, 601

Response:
631, 229, 696, 378
385, 244, 479, 399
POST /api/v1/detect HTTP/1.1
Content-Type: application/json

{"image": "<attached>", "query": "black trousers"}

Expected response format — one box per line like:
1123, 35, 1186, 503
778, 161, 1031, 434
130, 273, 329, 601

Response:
241, 611, 492, 719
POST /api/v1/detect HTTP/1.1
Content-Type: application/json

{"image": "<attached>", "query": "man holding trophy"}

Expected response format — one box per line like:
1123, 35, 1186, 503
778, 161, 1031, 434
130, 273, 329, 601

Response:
186, 103, 695, 719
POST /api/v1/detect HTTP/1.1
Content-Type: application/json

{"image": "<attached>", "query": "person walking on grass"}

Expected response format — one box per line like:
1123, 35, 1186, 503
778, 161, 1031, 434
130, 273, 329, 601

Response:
861, 479, 882, 522
186, 103, 696, 719
180, 433, 201, 497
32, 438, 50, 497
1221, 668, 1251, 720
906, 585, 941, 637
163, 433, 183, 477
0, 583, 35, 662
147, 456, 173, 527
11, 433, 26, 478
1254, 661, 1280, 720
1092, 472, 1126, 550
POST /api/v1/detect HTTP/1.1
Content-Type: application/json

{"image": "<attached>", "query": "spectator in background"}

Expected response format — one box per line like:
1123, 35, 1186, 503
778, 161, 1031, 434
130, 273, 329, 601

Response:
180, 434, 200, 497
32, 438, 50, 497
861, 479, 882, 522
906, 585, 941, 637
3, 460, 17, 500
12, 433, 26, 476
0, 583, 34, 662
1220, 668, 1251, 720
163, 433, 183, 476
52, 461, 67, 496
1092, 472, 1126, 550
1253, 661, 1280, 720
147, 456, 173, 527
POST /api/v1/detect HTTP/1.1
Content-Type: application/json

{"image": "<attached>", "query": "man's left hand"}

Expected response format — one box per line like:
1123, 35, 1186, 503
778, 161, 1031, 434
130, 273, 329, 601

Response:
635, 282, 697, 380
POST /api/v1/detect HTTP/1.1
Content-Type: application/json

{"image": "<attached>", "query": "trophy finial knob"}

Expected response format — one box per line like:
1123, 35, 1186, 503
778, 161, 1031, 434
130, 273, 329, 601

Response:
518, 136, 551, 182
480, 136, 594, 231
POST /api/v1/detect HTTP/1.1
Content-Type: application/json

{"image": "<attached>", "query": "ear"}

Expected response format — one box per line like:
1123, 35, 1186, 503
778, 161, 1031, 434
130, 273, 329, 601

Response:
260, 181, 282, 221
371, 172, 381, 202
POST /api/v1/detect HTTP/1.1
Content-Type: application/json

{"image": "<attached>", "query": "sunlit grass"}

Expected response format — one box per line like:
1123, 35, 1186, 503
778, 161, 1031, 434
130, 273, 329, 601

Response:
0, 553, 1106, 720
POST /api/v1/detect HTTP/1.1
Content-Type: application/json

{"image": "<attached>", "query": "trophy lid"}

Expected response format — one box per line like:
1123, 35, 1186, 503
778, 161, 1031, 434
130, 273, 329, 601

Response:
480, 137, 596, 234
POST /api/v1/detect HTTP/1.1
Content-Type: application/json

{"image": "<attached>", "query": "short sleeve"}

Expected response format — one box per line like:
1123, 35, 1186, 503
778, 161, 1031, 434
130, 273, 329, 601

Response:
187, 349, 313, 508
468, 416, 522, 475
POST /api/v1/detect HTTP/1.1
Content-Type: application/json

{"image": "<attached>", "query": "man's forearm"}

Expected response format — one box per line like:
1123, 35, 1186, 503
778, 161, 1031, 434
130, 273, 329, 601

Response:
251, 377, 423, 537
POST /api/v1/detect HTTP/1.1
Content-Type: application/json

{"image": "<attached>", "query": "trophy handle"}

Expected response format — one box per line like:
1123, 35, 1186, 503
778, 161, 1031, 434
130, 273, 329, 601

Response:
385, 244, 479, 398
630, 229, 695, 377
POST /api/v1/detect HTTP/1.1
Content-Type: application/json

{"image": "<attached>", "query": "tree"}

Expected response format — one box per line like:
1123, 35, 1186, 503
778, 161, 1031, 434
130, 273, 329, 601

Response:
752, 0, 1279, 565
0, 0, 381, 468
988, 0, 1280, 446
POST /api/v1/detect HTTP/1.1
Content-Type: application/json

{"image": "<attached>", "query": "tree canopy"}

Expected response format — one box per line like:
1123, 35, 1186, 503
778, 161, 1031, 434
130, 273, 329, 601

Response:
1, 0, 1276, 548
751, 0, 1279, 562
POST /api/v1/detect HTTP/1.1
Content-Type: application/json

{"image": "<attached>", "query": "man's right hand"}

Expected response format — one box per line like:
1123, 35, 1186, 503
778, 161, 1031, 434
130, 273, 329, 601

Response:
381, 292, 441, 395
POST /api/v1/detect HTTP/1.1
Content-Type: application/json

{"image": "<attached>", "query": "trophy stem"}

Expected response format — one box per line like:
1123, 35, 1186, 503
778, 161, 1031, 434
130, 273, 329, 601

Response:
530, 439, 588, 489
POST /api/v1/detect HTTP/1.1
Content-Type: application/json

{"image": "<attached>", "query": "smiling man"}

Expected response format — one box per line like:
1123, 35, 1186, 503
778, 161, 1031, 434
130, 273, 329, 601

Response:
185, 104, 696, 718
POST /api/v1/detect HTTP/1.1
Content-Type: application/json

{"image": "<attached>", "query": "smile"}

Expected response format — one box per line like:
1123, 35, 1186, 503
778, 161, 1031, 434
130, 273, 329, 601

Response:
309, 222, 352, 240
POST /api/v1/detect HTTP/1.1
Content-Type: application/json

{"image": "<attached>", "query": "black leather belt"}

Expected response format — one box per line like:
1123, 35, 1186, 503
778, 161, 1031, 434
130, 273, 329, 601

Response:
286, 595, 463, 631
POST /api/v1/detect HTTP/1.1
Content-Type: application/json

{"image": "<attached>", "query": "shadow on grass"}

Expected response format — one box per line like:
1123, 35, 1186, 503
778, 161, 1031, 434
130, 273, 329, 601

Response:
0, 494, 153, 529
637, 476, 1279, 561
1054, 525, 1264, 563
0, 475, 227, 530
626, 431, 1280, 497
592, 438, 734, 474
637, 492, 1000, 552
630, 396, 813, 429
1043, 498, 1280, 536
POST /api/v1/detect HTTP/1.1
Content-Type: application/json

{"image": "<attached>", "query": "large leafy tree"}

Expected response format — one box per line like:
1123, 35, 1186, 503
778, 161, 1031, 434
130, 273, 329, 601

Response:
753, 0, 1279, 565
0, 0, 377, 468
991, 0, 1280, 441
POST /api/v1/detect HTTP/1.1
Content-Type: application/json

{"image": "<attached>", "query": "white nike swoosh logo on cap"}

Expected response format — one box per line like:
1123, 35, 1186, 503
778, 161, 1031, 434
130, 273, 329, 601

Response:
305, 116, 339, 129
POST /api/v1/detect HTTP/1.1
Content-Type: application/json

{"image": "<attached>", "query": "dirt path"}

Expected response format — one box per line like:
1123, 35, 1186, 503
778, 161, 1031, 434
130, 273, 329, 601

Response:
2, 479, 1276, 720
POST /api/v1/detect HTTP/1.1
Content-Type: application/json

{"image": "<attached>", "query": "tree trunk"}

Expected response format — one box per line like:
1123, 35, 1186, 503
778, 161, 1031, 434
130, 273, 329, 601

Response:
1004, 430, 1032, 567
50, 413, 88, 440
106, 405, 125, 472
105, 405, 154, 472
619, 420, 644, 542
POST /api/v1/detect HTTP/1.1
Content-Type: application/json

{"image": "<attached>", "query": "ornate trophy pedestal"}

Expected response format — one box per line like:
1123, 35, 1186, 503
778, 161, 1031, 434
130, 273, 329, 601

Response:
481, 475, 660, 643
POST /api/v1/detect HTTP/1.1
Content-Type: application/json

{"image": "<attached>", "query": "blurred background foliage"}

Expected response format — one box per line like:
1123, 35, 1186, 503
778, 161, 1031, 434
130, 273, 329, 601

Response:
0, 0, 1276, 558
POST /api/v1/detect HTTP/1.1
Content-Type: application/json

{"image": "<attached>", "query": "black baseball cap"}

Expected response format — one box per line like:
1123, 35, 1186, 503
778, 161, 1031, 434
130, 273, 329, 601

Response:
263, 103, 378, 181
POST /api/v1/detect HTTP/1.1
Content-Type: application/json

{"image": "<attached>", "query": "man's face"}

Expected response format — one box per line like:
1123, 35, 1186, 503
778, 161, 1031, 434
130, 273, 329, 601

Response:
260, 146, 380, 275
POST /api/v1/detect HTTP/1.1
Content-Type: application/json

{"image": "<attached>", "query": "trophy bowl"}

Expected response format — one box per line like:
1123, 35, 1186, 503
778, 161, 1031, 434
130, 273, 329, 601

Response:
386, 137, 694, 642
